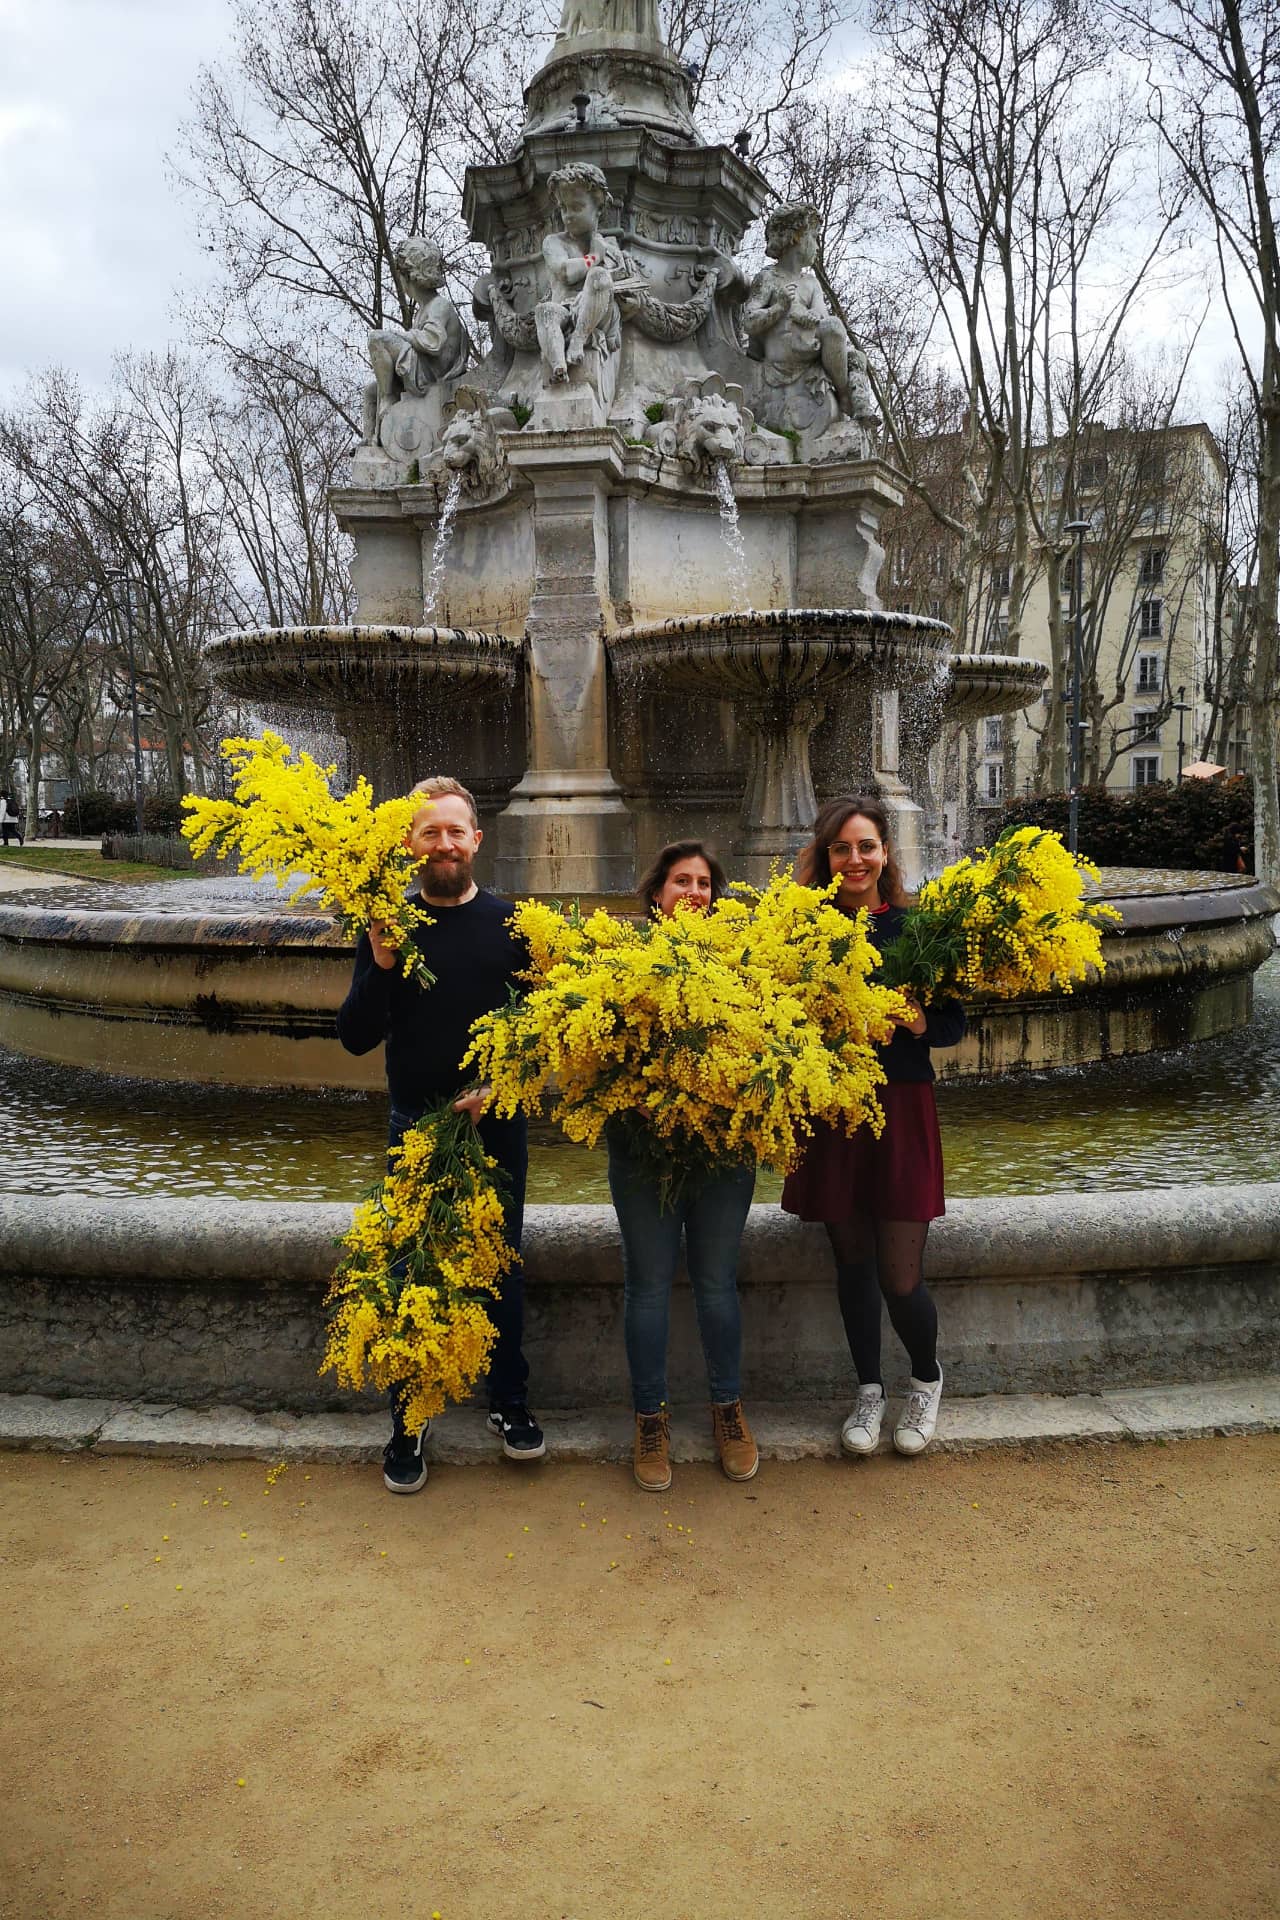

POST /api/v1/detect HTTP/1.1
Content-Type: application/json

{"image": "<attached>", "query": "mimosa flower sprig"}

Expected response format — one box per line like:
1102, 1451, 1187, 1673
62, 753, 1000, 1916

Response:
321, 1102, 514, 1434
181, 732, 434, 986
466, 873, 904, 1192
877, 825, 1120, 1004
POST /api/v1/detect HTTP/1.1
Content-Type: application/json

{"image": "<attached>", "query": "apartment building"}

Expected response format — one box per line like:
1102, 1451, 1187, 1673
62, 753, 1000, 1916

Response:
884, 421, 1238, 844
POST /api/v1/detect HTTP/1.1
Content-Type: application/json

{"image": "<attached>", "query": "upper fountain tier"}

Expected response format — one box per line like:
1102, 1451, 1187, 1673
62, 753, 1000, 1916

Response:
519, 0, 701, 144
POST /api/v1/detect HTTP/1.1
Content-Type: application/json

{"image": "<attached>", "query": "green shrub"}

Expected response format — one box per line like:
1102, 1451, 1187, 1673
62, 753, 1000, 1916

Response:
62, 790, 134, 835
142, 792, 184, 835
991, 776, 1256, 872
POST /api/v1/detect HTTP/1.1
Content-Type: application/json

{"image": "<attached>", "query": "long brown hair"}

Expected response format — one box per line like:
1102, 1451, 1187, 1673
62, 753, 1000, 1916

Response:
795, 795, 907, 905
636, 839, 729, 914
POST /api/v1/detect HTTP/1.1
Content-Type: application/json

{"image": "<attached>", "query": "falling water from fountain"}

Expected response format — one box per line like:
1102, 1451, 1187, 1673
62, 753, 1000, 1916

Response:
712, 460, 750, 611
422, 473, 463, 621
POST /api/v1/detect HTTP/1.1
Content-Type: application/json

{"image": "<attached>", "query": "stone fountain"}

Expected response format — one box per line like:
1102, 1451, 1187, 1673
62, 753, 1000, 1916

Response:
215, 0, 997, 890
0, 0, 1274, 1089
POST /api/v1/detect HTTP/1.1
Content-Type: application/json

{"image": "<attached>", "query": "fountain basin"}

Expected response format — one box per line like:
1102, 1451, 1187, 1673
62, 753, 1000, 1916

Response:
608, 607, 953, 700
944, 652, 1051, 721
207, 623, 524, 705
0, 870, 1272, 1089
609, 608, 958, 871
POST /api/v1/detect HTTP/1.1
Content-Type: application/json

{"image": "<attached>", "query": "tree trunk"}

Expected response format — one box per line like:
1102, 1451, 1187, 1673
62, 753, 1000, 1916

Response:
23, 712, 42, 840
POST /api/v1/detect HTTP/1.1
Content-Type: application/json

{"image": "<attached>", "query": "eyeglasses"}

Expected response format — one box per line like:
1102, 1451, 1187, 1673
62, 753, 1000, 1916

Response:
828, 841, 879, 859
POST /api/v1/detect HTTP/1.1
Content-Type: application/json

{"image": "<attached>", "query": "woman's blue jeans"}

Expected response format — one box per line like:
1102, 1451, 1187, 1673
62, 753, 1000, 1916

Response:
606, 1131, 755, 1413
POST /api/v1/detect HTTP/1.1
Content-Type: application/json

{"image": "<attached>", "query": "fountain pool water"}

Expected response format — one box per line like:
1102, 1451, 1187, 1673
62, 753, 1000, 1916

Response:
3, 950, 1277, 1203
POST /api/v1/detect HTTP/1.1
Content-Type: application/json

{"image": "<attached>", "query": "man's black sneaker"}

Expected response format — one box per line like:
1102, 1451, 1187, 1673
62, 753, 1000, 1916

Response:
486, 1402, 546, 1460
382, 1419, 430, 1494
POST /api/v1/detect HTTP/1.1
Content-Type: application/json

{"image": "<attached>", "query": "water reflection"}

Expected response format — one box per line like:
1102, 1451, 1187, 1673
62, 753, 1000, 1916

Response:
2, 953, 1276, 1202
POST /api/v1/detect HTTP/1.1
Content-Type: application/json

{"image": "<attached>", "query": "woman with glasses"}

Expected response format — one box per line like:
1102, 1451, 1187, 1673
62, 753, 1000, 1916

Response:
783, 796, 964, 1458
607, 840, 759, 1494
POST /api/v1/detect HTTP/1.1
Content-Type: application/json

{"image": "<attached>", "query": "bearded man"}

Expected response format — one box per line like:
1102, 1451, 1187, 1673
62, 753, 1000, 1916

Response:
337, 775, 544, 1491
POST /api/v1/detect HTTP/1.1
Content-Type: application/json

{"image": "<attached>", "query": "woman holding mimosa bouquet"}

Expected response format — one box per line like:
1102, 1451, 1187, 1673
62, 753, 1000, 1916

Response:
783, 796, 964, 1460
785, 799, 1116, 1460
608, 842, 758, 1493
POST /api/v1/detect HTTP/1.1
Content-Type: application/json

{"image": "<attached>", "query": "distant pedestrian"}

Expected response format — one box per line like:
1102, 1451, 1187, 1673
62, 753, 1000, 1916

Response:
0, 792, 23, 847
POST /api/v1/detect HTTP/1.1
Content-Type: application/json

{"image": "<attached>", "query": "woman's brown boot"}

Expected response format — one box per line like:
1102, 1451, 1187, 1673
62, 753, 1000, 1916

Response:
633, 1409, 672, 1491
711, 1400, 759, 1481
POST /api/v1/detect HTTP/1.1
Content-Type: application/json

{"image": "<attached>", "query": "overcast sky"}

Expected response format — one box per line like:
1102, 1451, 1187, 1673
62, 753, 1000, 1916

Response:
0, 0, 1234, 414
1, 0, 235, 395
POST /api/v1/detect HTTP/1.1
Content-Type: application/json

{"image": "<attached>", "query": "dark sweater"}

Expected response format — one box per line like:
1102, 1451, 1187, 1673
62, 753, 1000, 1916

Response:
336, 887, 528, 1112
864, 901, 966, 1083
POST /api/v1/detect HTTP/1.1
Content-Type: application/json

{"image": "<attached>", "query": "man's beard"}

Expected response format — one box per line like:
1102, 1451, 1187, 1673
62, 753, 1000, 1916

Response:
421, 850, 473, 899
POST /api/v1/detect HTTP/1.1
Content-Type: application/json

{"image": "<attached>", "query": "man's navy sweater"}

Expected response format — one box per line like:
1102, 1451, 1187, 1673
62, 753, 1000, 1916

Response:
336, 888, 527, 1113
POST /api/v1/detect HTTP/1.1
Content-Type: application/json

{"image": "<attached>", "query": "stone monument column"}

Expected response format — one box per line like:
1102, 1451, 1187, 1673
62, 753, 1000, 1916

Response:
492, 435, 635, 894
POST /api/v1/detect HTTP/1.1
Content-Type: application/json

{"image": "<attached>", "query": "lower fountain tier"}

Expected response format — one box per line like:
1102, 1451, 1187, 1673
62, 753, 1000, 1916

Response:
0, 873, 1273, 1089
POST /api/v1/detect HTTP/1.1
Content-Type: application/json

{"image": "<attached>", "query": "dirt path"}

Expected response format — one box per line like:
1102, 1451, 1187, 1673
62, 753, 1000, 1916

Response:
1, 1437, 1276, 1920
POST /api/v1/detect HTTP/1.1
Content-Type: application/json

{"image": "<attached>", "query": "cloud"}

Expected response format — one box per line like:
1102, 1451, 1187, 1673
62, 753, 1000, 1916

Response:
0, 0, 232, 394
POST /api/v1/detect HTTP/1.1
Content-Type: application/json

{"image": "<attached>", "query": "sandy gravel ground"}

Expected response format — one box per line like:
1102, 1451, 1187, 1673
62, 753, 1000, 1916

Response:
1, 1437, 1276, 1920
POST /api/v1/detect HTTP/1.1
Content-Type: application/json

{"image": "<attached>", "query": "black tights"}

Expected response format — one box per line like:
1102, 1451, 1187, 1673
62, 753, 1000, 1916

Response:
825, 1216, 939, 1388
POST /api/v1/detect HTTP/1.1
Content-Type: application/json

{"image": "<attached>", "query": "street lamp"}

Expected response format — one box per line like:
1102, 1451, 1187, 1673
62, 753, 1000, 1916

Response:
1172, 684, 1193, 785
1064, 518, 1091, 856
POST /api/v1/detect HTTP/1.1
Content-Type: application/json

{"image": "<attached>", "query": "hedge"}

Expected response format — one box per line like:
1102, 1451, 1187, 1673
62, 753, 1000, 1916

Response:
990, 776, 1255, 872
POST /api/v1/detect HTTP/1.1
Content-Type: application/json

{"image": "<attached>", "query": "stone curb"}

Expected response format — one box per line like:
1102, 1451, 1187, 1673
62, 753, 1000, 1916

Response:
1, 1378, 1277, 1465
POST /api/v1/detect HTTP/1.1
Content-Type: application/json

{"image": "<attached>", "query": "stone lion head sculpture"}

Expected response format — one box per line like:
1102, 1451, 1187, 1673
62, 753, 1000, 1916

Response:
639, 374, 747, 482
431, 386, 517, 498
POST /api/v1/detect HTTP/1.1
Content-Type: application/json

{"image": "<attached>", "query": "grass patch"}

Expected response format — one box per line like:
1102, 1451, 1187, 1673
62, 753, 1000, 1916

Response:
0, 848, 188, 885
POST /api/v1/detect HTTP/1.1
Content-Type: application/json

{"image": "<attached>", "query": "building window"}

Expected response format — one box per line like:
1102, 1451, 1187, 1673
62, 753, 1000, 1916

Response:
984, 761, 1004, 801
1139, 548, 1165, 586
984, 717, 1002, 753
1133, 756, 1161, 788
1136, 653, 1162, 693
1077, 456, 1106, 492
1139, 598, 1162, 639
991, 564, 1010, 600
1131, 710, 1160, 745
1136, 450, 1167, 492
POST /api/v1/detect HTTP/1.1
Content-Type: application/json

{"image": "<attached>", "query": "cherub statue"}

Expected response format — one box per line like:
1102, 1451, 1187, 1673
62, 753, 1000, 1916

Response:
743, 202, 858, 419
363, 237, 470, 445
534, 163, 647, 411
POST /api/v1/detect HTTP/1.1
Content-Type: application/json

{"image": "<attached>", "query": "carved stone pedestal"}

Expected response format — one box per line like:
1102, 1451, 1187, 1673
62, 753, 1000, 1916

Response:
492, 433, 635, 894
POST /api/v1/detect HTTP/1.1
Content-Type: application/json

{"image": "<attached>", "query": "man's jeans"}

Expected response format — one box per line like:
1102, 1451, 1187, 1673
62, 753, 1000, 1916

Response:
388, 1105, 530, 1418
606, 1128, 755, 1413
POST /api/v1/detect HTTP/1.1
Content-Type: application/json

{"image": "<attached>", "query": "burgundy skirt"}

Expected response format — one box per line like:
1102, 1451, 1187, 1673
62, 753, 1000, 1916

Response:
781, 1082, 946, 1224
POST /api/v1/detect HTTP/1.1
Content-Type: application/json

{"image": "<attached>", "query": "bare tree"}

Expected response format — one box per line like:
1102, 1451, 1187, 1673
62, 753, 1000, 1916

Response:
1112, 0, 1280, 876
205, 354, 355, 629
0, 360, 232, 798
172, 0, 525, 417
1201, 369, 1260, 765
0, 483, 100, 836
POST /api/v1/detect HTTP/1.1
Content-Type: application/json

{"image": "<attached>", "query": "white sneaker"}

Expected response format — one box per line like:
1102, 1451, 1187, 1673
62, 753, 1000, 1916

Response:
894, 1369, 943, 1455
840, 1385, 886, 1457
